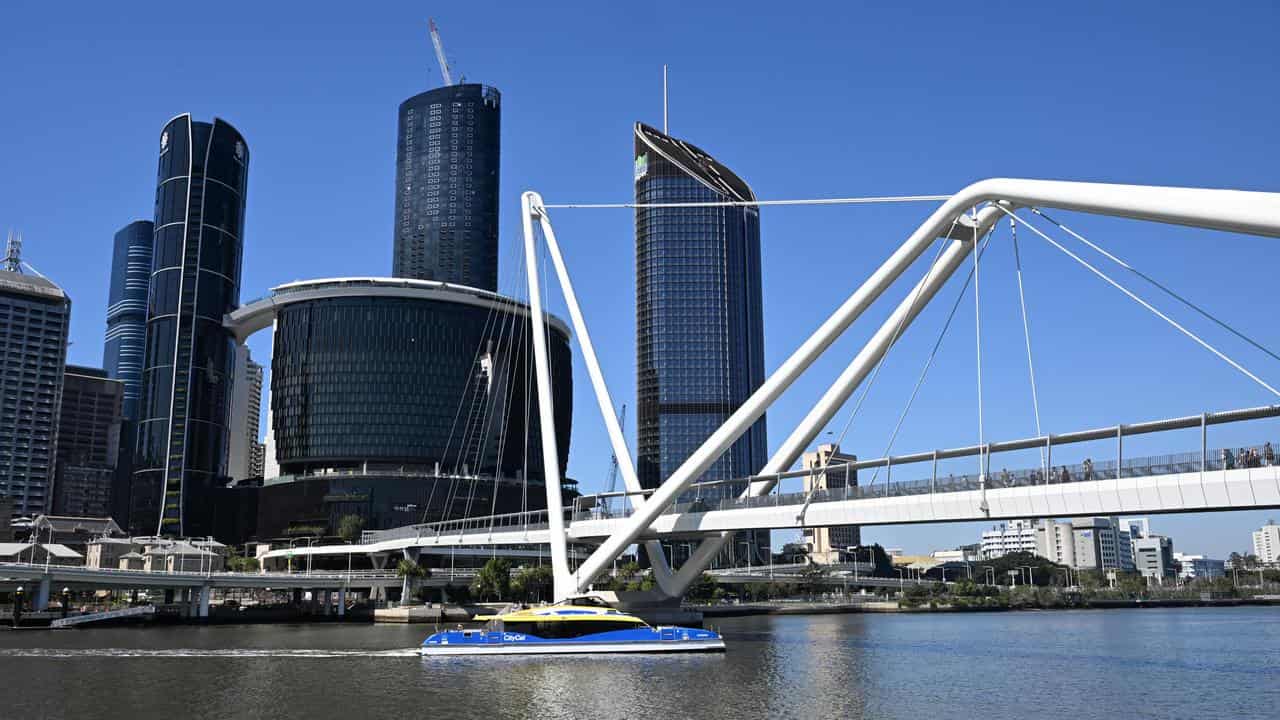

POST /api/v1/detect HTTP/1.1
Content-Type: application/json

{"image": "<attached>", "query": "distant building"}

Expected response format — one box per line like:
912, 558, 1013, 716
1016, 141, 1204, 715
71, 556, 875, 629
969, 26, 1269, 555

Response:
226, 346, 264, 481
981, 520, 1038, 559
1035, 517, 1134, 571
394, 83, 501, 290
0, 496, 12, 541
801, 445, 859, 564
103, 220, 153, 422
634, 122, 769, 567
1253, 520, 1280, 564
0, 257, 71, 516
1173, 553, 1225, 580
0, 542, 83, 566
26, 514, 125, 555
84, 536, 138, 570
932, 547, 981, 563
1133, 535, 1176, 583
52, 366, 124, 518
133, 115, 248, 537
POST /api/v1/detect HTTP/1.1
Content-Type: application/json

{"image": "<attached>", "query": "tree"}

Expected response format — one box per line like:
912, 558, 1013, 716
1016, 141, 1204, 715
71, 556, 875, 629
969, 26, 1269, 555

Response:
471, 558, 512, 601
337, 515, 365, 543
511, 565, 554, 603
396, 558, 429, 604
798, 563, 830, 598
226, 554, 258, 573
684, 573, 720, 602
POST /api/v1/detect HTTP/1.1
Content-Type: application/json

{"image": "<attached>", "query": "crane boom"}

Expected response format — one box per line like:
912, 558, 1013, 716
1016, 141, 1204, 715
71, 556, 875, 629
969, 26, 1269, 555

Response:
428, 18, 454, 86
605, 404, 627, 494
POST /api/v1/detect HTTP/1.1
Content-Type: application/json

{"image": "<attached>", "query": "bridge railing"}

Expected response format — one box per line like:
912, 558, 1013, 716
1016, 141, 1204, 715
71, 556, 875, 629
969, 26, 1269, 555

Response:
362, 508, 562, 544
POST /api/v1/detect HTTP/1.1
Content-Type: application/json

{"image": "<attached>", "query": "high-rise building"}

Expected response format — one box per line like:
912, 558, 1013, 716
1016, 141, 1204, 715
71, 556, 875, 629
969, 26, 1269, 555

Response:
393, 83, 501, 290
1035, 516, 1135, 571
1173, 553, 1225, 580
802, 444, 859, 564
52, 366, 124, 518
634, 122, 768, 566
133, 115, 248, 537
981, 520, 1038, 559
1133, 534, 1176, 583
0, 247, 71, 517
104, 220, 154, 421
226, 345, 263, 481
1254, 520, 1280, 564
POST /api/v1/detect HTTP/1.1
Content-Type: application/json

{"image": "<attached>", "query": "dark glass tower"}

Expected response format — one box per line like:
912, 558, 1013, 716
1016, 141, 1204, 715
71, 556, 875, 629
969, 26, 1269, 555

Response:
634, 122, 768, 566
134, 115, 248, 537
104, 220, 153, 421
393, 83, 500, 290
53, 366, 124, 518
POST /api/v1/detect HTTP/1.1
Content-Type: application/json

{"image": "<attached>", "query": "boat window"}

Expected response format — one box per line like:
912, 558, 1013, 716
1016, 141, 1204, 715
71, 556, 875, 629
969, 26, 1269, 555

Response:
505, 620, 639, 639
565, 596, 611, 608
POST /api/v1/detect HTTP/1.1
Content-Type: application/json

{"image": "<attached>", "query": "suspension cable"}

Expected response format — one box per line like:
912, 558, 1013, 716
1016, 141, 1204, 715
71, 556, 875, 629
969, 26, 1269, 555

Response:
973, 210, 987, 481
1010, 217, 1045, 463
541, 194, 950, 209
867, 226, 997, 486
1030, 207, 1280, 365
1001, 207, 1280, 398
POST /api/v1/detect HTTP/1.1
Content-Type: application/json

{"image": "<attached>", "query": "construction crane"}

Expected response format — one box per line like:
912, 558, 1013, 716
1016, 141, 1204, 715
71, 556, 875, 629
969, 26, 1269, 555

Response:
605, 404, 628, 495
427, 18, 456, 86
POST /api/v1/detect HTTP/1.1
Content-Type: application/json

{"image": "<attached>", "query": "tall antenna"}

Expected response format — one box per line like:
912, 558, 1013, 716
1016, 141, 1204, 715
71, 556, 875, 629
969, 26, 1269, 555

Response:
4, 230, 22, 273
662, 65, 669, 134
428, 18, 455, 86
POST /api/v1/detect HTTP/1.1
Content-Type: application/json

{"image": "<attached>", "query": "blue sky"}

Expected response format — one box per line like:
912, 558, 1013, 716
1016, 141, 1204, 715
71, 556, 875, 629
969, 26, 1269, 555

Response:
2, 1, 1278, 557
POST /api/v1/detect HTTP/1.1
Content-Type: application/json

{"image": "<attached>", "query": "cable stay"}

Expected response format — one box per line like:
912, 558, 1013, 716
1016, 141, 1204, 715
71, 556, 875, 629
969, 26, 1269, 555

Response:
1030, 207, 1280, 366
1001, 207, 1280, 398
866, 226, 997, 487
1010, 217, 1046, 468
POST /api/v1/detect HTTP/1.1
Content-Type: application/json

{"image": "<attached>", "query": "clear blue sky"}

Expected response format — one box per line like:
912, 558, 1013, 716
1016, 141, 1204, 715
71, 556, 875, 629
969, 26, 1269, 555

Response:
3, 1, 1278, 558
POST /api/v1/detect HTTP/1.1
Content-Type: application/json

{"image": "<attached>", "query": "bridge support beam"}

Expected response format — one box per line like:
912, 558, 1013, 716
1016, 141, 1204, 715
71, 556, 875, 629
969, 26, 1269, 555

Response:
338, 587, 347, 618
34, 576, 51, 612
198, 584, 211, 619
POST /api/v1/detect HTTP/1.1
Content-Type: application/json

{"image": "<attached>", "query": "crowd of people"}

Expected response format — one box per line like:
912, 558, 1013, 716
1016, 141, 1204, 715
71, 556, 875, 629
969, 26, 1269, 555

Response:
1221, 442, 1274, 470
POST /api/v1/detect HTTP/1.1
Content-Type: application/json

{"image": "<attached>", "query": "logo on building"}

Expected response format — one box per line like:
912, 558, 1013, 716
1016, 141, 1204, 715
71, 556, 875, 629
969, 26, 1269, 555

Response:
234, 141, 245, 161
634, 153, 648, 181
160, 131, 169, 151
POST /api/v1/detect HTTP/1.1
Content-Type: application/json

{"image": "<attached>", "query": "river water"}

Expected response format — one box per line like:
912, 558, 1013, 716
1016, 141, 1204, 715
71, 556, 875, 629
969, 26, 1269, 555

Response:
2, 607, 1277, 719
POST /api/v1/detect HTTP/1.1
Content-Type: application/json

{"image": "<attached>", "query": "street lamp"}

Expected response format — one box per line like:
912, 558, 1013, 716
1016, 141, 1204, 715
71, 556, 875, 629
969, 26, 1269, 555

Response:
13, 586, 23, 625
982, 566, 996, 585
894, 567, 906, 589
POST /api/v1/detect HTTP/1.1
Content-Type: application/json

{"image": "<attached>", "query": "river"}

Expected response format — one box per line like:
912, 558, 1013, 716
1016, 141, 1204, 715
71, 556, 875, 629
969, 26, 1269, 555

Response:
2, 607, 1276, 719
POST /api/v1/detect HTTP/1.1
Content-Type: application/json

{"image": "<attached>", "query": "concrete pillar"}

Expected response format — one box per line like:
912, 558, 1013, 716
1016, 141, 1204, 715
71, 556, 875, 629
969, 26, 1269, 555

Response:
34, 576, 51, 612
198, 584, 211, 619
187, 588, 198, 618
164, 588, 175, 605
292, 588, 302, 605
370, 553, 389, 570
337, 587, 346, 617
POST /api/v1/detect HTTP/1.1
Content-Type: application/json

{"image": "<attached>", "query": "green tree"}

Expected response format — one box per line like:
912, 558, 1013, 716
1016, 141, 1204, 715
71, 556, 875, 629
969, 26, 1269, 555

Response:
396, 558, 429, 604
684, 573, 720, 602
337, 514, 365, 543
511, 565, 554, 603
798, 563, 830, 598
471, 558, 513, 601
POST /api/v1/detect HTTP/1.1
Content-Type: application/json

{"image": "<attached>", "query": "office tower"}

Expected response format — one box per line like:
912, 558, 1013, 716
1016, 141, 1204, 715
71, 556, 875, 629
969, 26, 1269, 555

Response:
801, 445, 860, 563
1255, 520, 1280, 563
104, 220, 154, 421
394, 83, 500, 290
633, 122, 768, 566
133, 115, 248, 537
0, 238, 71, 517
52, 366, 124, 518
226, 345, 263, 480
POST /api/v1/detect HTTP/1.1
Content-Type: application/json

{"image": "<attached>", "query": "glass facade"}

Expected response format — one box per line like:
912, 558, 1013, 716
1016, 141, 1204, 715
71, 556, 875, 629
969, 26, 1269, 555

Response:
0, 270, 71, 517
133, 115, 248, 537
53, 366, 124, 518
269, 291, 572, 482
104, 220, 153, 422
394, 84, 501, 290
634, 122, 768, 566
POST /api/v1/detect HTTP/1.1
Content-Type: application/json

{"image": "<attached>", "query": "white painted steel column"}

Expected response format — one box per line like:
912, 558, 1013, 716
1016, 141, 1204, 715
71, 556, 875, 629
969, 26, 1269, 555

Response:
520, 192, 573, 599
573, 178, 1280, 594
666, 206, 1003, 593
529, 195, 678, 593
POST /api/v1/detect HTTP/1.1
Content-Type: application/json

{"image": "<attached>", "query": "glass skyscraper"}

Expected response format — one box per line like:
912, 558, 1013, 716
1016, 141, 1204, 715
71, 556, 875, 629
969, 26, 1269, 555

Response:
633, 122, 768, 566
133, 115, 248, 537
104, 220, 153, 422
393, 83, 500, 290
53, 366, 124, 518
0, 268, 71, 517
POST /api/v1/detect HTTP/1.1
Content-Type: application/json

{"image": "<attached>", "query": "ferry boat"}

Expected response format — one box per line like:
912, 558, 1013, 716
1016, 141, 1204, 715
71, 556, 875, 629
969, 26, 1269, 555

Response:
419, 596, 725, 656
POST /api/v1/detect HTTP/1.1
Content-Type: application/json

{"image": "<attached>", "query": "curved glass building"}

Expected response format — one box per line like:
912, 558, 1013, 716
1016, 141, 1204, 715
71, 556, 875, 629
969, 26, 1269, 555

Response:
104, 220, 153, 422
394, 84, 501, 290
133, 115, 248, 537
634, 122, 768, 565
226, 278, 573, 535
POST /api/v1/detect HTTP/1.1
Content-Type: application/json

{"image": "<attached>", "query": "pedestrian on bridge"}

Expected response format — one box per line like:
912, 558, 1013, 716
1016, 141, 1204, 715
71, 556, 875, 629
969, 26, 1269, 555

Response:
1265, 442, 1274, 466
1223, 448, 1235, 470
1060, 466, 1071, 484
1083, 458, 1094, 482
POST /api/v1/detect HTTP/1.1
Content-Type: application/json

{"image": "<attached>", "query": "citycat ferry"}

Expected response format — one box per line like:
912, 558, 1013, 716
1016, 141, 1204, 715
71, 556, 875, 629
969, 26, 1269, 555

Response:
419, 597, 725, 656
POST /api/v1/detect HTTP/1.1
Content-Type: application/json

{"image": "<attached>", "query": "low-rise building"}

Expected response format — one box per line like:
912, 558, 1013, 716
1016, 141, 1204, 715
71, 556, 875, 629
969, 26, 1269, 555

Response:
1253, 520, 1280, 564
139, 538, 225, 573
1134, 535, 1176, 583
981, 520, 1037, 559
0, 542, 83, 566
1173, 553, 1225, 580
26, 515, 125, 555
1035, 517, 1134, 571
85, 536, 139, 570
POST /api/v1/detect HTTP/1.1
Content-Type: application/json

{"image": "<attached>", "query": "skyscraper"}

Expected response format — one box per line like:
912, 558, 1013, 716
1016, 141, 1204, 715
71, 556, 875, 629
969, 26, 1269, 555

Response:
104, 220, 154, 421
633, 122, 768, 566
226, 344, 263, 481
52, 366, 124, 518
133, 115, 248, 537
0, 244, 71, 517
393, 83, 500, 290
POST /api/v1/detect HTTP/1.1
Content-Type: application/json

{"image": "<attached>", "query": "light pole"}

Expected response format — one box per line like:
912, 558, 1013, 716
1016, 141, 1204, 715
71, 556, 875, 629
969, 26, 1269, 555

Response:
895, 567, 906, 590
982, 566, 995, 586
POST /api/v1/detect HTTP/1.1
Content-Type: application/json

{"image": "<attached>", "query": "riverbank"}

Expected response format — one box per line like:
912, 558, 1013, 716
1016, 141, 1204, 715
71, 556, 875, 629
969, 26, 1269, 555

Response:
693, 595, 1280, 617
